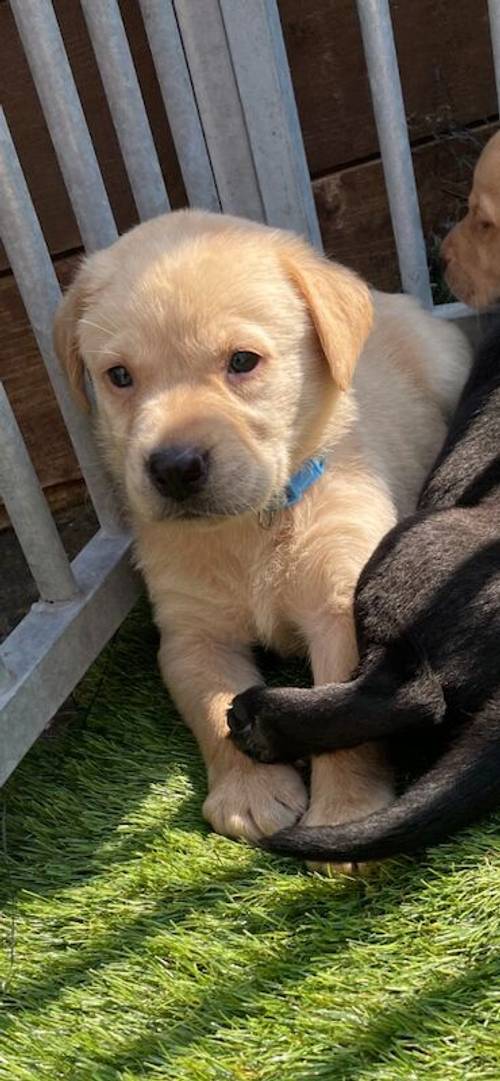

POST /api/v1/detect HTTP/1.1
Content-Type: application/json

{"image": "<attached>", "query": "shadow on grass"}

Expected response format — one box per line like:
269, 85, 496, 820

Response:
0, 599, 499, 1078
88, 949, 500, 1081
0, 842, 458, 1067
0, 615, 312, 909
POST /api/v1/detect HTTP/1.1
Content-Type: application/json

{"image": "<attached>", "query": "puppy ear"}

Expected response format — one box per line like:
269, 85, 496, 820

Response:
53, 264, 92, 410
281, 240, 373, 390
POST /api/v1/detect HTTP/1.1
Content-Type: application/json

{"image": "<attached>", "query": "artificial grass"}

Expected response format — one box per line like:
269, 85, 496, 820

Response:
1, 599, 499, 1081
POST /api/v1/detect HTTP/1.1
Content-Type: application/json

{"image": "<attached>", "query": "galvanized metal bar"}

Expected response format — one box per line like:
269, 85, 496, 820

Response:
81, 0, 169, 221
0, 530, 140, 787
9, 0, 117, 252
173, 0, 321, 243
0, 658, 11, 694
488, 0, 500, 108
173, 0, 263, 221
219, 0, 321, 246
0, 384, 78, 602
356, 0, 433, 307
138, 0, 220, 211
0, 110, 122, 534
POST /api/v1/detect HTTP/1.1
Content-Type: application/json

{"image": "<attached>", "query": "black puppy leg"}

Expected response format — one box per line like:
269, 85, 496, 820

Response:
228, 682, 351, 762
228, 662, 445, 762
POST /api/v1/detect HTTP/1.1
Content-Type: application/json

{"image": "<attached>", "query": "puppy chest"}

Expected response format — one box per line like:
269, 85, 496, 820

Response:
207, 542, 296, 650
166, 532, 297, 650
249, 553, 299, 653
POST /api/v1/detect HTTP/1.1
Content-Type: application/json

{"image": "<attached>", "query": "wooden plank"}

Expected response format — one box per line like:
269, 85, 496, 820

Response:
314, 122, 497, 294
278, 0, 497, 176
0, 0, 495, 275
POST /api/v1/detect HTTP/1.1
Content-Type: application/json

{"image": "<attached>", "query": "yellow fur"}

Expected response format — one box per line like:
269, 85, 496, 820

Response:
442, 130, 500, 308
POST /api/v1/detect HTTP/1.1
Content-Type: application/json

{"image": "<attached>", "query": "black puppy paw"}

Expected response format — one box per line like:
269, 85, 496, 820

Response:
227, 686, 302, 763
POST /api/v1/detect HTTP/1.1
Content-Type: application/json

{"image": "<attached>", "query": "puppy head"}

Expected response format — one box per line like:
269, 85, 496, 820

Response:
441, 132, 500, 308
54, 210, 372, 524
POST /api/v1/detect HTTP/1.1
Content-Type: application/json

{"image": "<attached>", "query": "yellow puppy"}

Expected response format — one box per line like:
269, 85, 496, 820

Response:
442, 130, 500, 308
54, 210, 471, 868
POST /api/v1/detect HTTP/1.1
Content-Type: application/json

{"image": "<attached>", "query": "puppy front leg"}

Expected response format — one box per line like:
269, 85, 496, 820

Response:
159, 633, 307, 842
304, 613, 394, 872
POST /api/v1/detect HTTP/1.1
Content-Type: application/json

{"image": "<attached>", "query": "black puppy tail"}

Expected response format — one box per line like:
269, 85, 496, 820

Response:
263, 706, 500, 863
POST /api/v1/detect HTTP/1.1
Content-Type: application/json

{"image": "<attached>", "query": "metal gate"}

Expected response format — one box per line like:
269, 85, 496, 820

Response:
0, 0, 493, 784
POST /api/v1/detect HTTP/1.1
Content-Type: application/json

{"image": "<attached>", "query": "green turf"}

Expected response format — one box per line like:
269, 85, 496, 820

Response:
1, 599, 499, 1081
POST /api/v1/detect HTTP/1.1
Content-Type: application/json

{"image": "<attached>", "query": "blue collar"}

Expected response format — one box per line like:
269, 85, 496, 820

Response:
258, 455, 326, 527
284, 456, 325, 508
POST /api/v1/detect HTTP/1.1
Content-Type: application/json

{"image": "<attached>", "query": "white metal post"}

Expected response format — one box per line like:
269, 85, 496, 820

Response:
356, 0, 433, 307
9, 0, 117, 252
0, 384, 78, 602
0, 110, 122, 535
81, 0, 170, 221
173, 0, 321, 245
139, 0, 220, 211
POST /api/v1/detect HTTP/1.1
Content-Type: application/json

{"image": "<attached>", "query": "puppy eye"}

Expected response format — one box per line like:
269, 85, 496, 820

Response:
107, 365, 133, 388
228, 351, 261, 375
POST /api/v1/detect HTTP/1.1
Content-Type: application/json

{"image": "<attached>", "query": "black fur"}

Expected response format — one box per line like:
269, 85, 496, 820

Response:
227, 323, 500, 863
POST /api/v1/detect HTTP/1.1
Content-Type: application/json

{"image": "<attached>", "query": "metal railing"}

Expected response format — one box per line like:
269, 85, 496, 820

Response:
0, 0, 318, 784
0, 0, 494, 783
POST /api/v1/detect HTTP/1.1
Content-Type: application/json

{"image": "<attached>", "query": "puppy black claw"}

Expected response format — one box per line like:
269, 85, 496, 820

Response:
227, 696, 251, 733
227, 686, 303, 764
227, 688, 279, 762
227, 713, 277, 763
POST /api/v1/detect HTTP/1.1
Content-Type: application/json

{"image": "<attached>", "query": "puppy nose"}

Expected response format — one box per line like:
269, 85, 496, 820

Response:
147, 444, 210, 501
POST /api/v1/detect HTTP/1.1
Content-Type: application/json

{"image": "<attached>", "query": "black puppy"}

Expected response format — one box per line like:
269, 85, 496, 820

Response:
228, 323, 500, 863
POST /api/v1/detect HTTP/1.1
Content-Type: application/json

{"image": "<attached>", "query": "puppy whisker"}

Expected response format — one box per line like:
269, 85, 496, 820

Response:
79, 318, 120, 337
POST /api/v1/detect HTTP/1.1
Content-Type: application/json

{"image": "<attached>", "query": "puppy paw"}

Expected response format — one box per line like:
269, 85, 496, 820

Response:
203, 759, 308, 843
302, 782, 394, 876
227, 685, 306, 764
